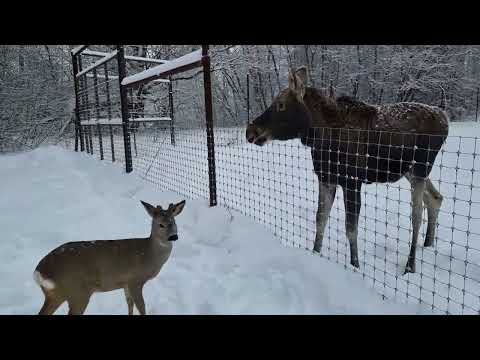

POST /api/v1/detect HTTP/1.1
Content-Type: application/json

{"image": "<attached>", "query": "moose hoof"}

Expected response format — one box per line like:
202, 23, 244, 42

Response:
424, 237, 434, 248
313, 243, 322, 254
404, 264, 416, 275
350, 258, 360, 268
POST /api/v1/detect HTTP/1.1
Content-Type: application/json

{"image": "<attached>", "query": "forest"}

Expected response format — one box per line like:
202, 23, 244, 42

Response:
1, 45, 479, 150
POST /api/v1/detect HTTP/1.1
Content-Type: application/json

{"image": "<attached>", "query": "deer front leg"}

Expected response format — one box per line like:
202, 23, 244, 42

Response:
405, 175, 427, 274
342, 182, 362, 268
124, 287, 134, 315
313, 182, 337, 254
129, 283, 146, 315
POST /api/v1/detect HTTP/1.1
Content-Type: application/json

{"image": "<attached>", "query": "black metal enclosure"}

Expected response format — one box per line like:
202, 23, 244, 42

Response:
71, 45, 217, 206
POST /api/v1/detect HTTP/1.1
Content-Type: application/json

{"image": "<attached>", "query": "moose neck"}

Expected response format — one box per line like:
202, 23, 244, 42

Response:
298, 87, 346, 147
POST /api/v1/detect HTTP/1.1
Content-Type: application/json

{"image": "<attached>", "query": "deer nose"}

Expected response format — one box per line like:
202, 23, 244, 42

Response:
168, 235, 178, 241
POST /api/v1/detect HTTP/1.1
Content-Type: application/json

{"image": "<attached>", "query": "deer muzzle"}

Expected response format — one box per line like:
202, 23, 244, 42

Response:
167, 222, 178, 241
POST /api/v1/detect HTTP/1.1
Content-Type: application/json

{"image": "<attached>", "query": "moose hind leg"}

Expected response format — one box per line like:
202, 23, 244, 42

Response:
342, 183, 362, 268
405, 175, 427, 274
423, 178, 443, 247
313, 182, 337, 254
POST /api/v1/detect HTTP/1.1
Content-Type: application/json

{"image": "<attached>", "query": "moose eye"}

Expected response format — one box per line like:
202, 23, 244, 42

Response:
277, 102, 286, 111
158, 223, 165, 228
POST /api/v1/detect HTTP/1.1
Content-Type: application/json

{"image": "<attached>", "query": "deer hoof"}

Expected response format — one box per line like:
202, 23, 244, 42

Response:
350, 258, 360, 268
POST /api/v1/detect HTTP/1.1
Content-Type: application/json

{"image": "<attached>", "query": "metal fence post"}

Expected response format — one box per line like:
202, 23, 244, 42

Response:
93, 68, 104, 160
246, 73, 250, 124
117, 45, 133, 173
104, 62, 115, 162
169, 76, 176, 146
71, 53, 84, 152
476, 87, 479, 122
202, 45, 217, 207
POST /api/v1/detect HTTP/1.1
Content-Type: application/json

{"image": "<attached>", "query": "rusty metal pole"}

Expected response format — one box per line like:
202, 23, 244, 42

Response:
202, 45, 217, 207
71, 53, 84, 152
117, 45, 133, 173
246, 73, 250, 124
168, 76, 176, 146
476, 87, 479, 122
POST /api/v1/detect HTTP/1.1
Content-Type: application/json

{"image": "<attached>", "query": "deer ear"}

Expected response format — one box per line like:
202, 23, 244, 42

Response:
141, 200, 156, 218
172, 200, 186, 217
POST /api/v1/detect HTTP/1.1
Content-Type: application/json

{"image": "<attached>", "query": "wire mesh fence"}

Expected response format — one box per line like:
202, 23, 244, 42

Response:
60, 45, 480, 315
62, 120, 480, 314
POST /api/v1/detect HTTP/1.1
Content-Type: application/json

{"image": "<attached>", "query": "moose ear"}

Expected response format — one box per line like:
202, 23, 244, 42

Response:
329, 81, 335, 99
141, 200, 156, 218
288, 68, 297, 92
295, 66, 308, 87
288, 67, 306, 100
172, 200, 186, 217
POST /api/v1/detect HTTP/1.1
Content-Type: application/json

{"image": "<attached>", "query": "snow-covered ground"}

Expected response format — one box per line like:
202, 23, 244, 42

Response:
0, 146, 432, 315
55, 121, 480, 314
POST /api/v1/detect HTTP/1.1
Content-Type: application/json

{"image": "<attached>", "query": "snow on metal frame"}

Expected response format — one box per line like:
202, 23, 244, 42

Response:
80, 117, 172, 125
82, 50, 170, 65
85, 73, 170, 83
71, 45, 88, 55
121, 49, 202, 86
76, 51, 118, 78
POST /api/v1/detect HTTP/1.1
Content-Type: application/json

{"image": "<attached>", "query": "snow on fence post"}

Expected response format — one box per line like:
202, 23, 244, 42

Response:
202, 45, 218, 207
71, 52, 85, 152
168, 76, 176, 146
116, 45, 133, 173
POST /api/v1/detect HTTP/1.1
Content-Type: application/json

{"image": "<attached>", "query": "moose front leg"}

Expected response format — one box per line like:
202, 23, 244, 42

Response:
342, 182, 362, 268
405, 175, 427, 274
313, 182, 337, 254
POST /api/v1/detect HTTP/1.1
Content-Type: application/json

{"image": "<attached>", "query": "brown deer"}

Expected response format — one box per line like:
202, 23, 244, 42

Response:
33, 200, 186, 315
246, 66, 449, 274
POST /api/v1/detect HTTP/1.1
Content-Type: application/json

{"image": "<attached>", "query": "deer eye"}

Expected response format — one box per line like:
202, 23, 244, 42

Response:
277, 102, 286, 111
158, 223, 165, 228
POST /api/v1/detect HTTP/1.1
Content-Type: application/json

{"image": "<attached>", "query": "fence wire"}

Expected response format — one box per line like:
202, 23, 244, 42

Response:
62, 49, 480, 314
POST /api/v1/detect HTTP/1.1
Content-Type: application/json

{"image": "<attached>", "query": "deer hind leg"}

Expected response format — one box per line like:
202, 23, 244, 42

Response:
67, 292, 92, 315
405, 174, 427, 274
38, 292, 65, 315
313, 182, 337, 254
124, 287, 134, 315
128, 283, 146, 315
342, 182, 362, 268
423, 178, 443, 247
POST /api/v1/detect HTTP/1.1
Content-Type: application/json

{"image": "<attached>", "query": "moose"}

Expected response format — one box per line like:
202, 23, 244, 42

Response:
246, 67, 449, 274
34, 200, 185, 315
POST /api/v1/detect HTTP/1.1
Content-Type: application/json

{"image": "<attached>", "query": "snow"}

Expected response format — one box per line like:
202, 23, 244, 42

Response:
0, 146, 427, 314
121, 49, 202, 86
